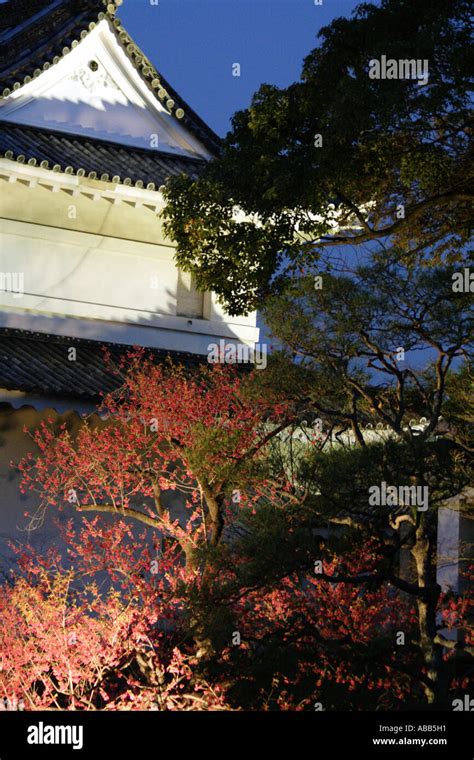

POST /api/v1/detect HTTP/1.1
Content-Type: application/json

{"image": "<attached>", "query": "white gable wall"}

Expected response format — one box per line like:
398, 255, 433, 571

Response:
0, 18, 212, 158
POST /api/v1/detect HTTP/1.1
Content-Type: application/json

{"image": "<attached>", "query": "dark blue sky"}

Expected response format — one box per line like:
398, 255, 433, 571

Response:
120, 0, 361, 137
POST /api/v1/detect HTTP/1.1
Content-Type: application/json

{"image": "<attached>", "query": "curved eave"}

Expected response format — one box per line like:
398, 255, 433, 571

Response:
0, 122, 207, 191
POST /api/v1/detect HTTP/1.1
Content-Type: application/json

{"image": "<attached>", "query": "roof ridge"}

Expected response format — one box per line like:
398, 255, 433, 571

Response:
109, 13, 222, 152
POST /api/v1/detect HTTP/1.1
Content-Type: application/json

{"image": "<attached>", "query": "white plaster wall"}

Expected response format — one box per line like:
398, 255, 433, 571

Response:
0, 169, 260, 354
0, 219, 179, 319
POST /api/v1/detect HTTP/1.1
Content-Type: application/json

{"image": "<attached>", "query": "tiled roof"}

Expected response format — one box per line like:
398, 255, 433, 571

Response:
0, 122, 206, 187
0, 328, 206, 401
0, 0, 221, 155
0, 0, 53, 30
0, 1, 111, 88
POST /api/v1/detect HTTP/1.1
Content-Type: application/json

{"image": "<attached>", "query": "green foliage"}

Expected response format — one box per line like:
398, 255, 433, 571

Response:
163, 0, 473, 313
306, 437, 470, 517
261, 258, 473, 445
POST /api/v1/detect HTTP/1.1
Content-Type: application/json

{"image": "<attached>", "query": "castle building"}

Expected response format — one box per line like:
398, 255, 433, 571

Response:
0, 0, 259, 565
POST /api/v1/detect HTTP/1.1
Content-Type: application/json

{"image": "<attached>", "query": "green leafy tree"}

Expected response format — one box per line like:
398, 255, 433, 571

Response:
162, 0, 472, 314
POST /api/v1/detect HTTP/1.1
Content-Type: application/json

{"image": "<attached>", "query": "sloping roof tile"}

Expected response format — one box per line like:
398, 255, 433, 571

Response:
0, 328, 207, 401
0, 121, 206, 186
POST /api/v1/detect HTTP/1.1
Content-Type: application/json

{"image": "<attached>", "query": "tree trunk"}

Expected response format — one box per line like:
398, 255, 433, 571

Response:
411, 515, 448, 706
183, 542, 215, 660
